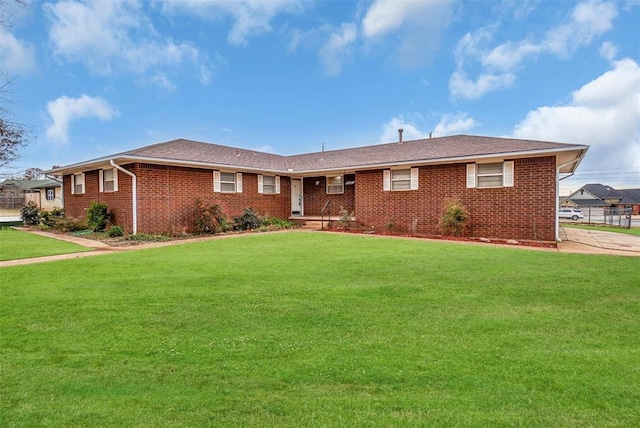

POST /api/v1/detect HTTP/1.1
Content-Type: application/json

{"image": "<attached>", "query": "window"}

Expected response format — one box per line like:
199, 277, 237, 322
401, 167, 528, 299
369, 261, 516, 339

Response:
71, 173, 85, 194
213, 171, 242, 193
46, 188, 55, 201
99, 168, 118, 192
466, 161, 514, 188
383, 168, 418, 191
258, 175, 280, 194
326, 175, 343, 194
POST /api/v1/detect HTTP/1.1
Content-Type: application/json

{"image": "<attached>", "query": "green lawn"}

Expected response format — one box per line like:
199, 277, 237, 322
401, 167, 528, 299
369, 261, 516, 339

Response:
1, 232, 639, 426
565, 223, 640, 237
0, 228, 91, 261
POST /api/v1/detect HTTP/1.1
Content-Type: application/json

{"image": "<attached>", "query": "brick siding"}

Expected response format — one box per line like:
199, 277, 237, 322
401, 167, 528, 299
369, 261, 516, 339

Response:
65, 164, 290, 234
302, 174, 356, 216
63, 156, 557, 241
354, 156, 557, 241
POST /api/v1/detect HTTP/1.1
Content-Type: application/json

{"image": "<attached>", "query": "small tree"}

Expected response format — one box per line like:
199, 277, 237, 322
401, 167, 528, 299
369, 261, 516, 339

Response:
440, 198, 469, 236
86, 201, 110, 232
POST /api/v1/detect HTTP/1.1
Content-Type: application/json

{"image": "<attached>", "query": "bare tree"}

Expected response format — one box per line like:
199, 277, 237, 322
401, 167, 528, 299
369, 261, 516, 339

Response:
22, 166, 43, 180
0, 0, 31, 169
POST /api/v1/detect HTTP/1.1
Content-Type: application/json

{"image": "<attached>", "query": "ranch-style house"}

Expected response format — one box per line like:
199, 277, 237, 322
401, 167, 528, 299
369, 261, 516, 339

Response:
47, 133, 588, 242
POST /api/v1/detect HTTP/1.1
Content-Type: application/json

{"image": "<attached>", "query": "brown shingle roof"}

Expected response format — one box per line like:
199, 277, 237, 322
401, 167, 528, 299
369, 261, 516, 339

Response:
48, 134, 587, 175
125, 139, 290, 171
288, 134, 581, 171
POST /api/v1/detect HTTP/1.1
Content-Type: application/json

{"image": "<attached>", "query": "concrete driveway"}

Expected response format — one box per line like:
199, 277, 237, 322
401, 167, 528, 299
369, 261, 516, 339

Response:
559, 227, 640, 256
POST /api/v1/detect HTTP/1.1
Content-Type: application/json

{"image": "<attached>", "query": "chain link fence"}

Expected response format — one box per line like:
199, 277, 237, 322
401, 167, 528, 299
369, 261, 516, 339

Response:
577, 206, 633, 229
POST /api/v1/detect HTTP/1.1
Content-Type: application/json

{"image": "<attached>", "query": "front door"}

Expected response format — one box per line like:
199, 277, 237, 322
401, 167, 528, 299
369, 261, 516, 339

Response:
291, 179, 302, 215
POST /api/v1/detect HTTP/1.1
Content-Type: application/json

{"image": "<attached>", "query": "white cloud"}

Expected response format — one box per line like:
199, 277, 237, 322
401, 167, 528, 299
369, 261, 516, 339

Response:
361, 0, 453, 68
46, 95, 119, 146
599, 41, 618, 62
433, 113, 477, 136
543, 0, 617, 57
513, 58, 640, 184
449, 71, 516, 100
159, 0, 307, 46
451, 0, 619, 100
318, 23, 357, 77
45, 0, 215, 87
0, 28, 36, 74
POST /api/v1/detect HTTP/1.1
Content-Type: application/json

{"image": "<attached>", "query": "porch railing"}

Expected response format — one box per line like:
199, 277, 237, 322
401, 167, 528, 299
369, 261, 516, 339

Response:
320, 199, 331, 230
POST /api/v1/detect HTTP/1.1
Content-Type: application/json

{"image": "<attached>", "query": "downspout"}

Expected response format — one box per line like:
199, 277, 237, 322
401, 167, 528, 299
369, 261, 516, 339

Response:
110, 160, 137, 235
556, 157, 582, 242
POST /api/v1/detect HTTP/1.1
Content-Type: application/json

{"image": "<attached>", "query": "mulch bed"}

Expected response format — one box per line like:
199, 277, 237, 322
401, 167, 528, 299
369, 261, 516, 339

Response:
321, 227, 558, 249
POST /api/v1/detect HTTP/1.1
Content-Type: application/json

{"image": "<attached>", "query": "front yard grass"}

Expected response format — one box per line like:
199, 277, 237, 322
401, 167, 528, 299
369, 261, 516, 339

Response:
0, 228, 91, 261
1, 232, 639, 426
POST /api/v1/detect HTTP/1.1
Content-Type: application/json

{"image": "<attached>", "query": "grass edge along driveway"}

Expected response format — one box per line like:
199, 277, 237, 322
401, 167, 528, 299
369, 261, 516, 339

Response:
1, 232, 639, 426
0, 228, 91, 261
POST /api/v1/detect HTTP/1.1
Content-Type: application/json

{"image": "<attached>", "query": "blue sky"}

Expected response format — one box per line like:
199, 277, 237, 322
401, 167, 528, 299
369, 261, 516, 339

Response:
1, 0, 639, 193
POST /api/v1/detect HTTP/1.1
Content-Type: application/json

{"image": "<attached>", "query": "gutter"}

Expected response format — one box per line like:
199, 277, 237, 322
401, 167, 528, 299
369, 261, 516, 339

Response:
110, 160, 137, 235
555, 150, 587, 241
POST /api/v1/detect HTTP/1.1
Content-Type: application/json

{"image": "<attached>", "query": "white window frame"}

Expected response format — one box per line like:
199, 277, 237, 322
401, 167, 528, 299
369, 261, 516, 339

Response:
466, 161, 514, 188
213, 171, 242, 193
99, 168, 118, 193
71, 173, 85, 195
383, 168, 419, 191
326, 175, 344, 194
258, 175, 280, 194
46, 188, 55, 201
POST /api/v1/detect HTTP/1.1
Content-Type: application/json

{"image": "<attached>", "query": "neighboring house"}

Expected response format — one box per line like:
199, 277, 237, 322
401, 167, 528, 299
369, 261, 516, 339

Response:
0, 179, 63, 211
47, 134, 588, 242
564, 183, 640, 214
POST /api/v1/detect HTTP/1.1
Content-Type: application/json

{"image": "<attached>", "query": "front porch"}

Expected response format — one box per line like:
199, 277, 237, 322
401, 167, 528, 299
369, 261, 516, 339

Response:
288, 215, 356, 229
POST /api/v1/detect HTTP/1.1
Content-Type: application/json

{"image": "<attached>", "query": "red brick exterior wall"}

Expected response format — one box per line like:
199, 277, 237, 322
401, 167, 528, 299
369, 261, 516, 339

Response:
63, 156, 557, 240
354, 156, 557, 241
302, 174, 356, 217
64, 164, 290, 234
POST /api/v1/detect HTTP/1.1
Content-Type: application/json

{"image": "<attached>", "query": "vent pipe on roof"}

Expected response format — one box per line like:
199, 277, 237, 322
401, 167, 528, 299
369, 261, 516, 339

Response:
398, 128, 404, 144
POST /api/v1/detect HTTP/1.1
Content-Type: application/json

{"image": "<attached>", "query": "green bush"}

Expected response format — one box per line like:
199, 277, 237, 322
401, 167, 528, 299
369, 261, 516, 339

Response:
338, 206, 354, 229
40, 207, 65, 227
53, 217, 87, 232
194, 199, 229, 234
440, 198, 469, 236
261, 217, 295, 229
86, 201, 110, 232
20, 202, 40, 225
107, 225, 124, 237
233, 208, 262, 231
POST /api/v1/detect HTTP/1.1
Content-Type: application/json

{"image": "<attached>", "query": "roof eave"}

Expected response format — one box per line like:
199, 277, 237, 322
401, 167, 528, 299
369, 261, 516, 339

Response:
290, 146, 590, 175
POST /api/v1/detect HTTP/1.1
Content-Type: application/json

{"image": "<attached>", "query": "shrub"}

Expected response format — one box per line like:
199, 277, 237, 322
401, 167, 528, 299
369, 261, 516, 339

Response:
261, 217, 295, 230
40, 207, 65, 228
233, 208, 262, 231
194, 199, 229, 234
338, 206, 354, 229
53, 217, 87, 232
107, 225, 124, 237
86, 201, 110, 232
20, 202, 40, 225
440, 198, 469, 236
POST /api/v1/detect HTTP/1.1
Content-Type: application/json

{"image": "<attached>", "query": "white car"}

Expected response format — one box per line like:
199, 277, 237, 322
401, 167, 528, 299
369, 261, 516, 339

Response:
558, 208, 584, 220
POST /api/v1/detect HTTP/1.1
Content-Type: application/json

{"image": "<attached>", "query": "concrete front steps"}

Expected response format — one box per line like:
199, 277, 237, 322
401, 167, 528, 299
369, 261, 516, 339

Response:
289, 215, 355, 230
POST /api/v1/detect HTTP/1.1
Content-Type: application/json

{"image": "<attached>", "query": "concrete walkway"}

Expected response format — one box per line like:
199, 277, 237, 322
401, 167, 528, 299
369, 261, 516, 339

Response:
558, 227, 640, 256
2, 227, 639, 268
